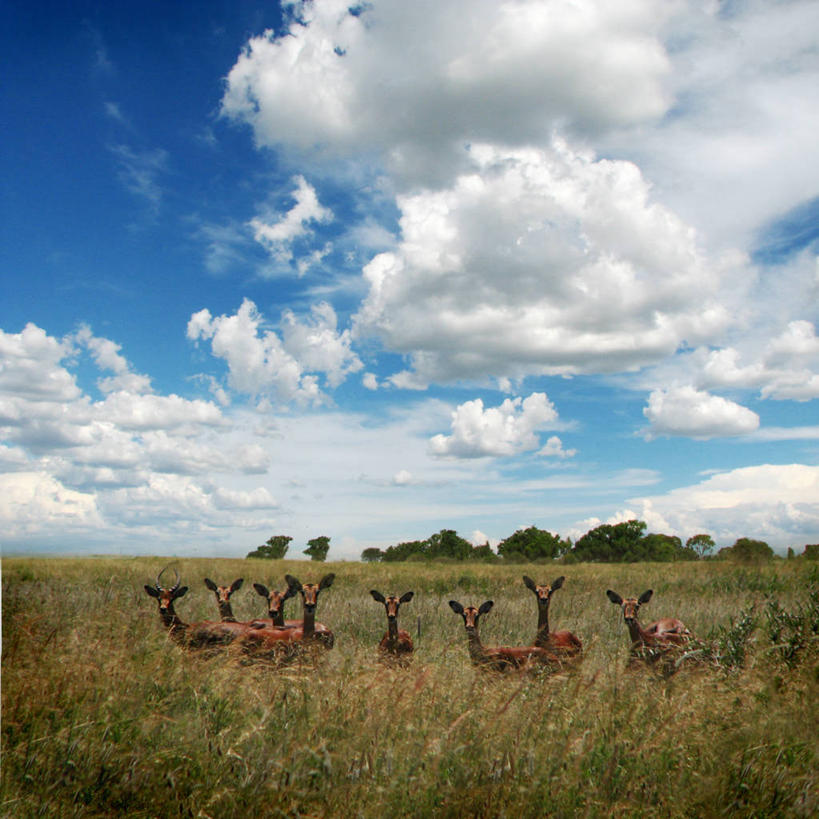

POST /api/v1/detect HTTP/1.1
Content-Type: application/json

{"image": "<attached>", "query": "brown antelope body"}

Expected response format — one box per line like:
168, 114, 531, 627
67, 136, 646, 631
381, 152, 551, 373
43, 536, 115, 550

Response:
370, 590, 414, 659
251, 580, 301, 629
204, 577, 244, 622
145, 569, 303, 653
449, 600, 559, 671
284, 573, 335, 649
523, 575, 583, 657
606, 589, 691, 663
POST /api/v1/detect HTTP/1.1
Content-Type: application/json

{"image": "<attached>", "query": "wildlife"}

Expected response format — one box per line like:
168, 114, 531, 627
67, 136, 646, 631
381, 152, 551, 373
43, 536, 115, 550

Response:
522, 575, 583, 658
370, 590, 414, 661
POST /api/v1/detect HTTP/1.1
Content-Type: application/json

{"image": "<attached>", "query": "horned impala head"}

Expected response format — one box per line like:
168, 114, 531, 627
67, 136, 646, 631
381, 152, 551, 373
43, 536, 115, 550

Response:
144, 566, 188, 611
286, 573, 335, 615
253, 580, 297, 619
370, 590, 414, 620
204, 577, 243, 605
523, 575, 565, 607
449, 600, 493, 630
606, 589, 653, 622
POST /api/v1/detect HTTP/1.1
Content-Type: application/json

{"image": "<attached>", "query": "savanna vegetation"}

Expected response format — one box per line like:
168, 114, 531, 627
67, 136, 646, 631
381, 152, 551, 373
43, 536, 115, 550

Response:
2, 557, 818, 817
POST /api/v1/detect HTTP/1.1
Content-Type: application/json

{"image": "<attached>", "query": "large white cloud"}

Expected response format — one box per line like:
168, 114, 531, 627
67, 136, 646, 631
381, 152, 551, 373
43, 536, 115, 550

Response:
354, 142, 731, 384
429, 392, 566, 458
222, 0, 673, 187
642, 386, 760, 439
628, 464, 819, 551
187, 298, 361, 403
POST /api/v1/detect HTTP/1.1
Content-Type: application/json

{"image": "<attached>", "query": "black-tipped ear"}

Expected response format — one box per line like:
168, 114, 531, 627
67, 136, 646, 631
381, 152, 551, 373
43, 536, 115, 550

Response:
606, 590, 623, 605
523, 575, 537, 592
253, 582, 269, 597
449, 600, 464, 615
282, 584, 297, 601
399, 591, 414, 604
370, 590, 386, 603
285, 574, 301, 591
173, 586, 188, 599
319, 573, 335, 590
230, 578, 244, 592
145, 585, 160, 598
638, 589, 653, 604
478, 600, 494, 615
551, 576, 565, 591
204, 578, 217, 591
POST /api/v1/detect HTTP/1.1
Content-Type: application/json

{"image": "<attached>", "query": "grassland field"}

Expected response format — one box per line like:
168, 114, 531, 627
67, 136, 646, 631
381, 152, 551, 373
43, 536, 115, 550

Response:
2, 556, 818, 818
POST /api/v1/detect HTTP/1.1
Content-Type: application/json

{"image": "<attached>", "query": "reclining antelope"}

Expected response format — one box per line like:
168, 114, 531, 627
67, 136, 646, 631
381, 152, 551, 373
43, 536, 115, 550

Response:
606, 589, 692, 666
370, 590, 414, 662
523, 575, 582, 658
449, 600, 560, 672
283, 574, 335, 649
251, 579, 300, 628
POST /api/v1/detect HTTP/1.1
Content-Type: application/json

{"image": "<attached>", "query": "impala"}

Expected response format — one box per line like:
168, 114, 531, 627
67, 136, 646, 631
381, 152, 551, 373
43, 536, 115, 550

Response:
370, 590, 414, 660
449, 600, 559, 672
251, 579, 300, 628
523, 575, 583, 657
204, 577, 244, 622
606, 589, 692, 664
285, 574, 335, 649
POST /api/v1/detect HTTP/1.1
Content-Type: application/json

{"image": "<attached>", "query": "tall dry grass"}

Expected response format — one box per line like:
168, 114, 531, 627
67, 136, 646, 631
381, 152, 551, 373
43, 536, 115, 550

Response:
2, 557, 817, 817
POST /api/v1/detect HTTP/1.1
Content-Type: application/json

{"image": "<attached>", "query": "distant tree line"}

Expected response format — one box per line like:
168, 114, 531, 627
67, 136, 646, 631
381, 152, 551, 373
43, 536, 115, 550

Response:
246, 525, 817, 564
360, 522, 817, 564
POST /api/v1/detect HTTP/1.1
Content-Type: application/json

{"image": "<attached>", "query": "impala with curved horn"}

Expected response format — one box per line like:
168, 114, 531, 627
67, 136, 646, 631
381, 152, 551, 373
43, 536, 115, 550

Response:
285, 573, 335, 649
523, 575, 582, 658
204, 577, 244, 622
449, 600, 559, 672
370, 590, 414, 660
606, 589, 691, 663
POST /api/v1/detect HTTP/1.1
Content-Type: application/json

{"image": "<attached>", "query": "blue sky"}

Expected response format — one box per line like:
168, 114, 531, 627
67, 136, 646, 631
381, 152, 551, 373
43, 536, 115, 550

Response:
2, 0, 818, 559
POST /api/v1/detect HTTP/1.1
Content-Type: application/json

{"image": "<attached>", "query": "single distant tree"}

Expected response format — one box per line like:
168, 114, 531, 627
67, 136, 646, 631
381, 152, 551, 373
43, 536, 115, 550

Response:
786, 547, 795, 560
686, 533, 716, 559
426, 529, 473, 560
497, 526, 569, 562
247, 535, 292, 559
803, 544, 819, 560
304, 535, 331, 562
718, 537, 774, 563
361, 547, 384, 563
571, 520, 647, 562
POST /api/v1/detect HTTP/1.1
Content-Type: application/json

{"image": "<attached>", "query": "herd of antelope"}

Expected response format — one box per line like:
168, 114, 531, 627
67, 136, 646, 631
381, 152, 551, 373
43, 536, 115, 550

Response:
145, 569, 693, 670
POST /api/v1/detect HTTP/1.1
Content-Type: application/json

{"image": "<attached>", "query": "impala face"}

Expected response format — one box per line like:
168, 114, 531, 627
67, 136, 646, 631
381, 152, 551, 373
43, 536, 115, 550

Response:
523, 575, 564, 606
287, 574, 335, 615
607, 589, 653, 622
370, 590, 414, 620
449, 600, 493, 629
144, 582, 188, 611
253, 583, 295, 618
205, 578, 243, 605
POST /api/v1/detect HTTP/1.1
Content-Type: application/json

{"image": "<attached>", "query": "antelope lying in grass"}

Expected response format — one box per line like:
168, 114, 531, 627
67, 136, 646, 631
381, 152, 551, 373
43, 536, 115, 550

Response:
145, 568, 302, 654
606, 589, 692, 666
204, 577, 243, 622
283, 574, 335, 649
523, 575, 583, 658
370, 590, 414, 662
449, 600, 560, 672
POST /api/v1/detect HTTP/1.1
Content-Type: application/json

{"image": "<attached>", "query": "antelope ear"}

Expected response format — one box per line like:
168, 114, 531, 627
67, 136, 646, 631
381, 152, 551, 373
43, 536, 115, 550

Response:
638, 589, 654, 605
522, 576, 537, 592
478, 600, 494, 615
282, 584, 297, 601
145, 585, 160, 598
370, 590, 386, 603
551, 576, 565, 591
230, 578, 244, 592
448, 600, 464, 615
319, 573, 335, 590
285, 574, 301, 591
173, 586, 189, 599
606, 590, 623, 605
253, 582, 269, 597
399, 591, 414, 604
204, 578, 217, 591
